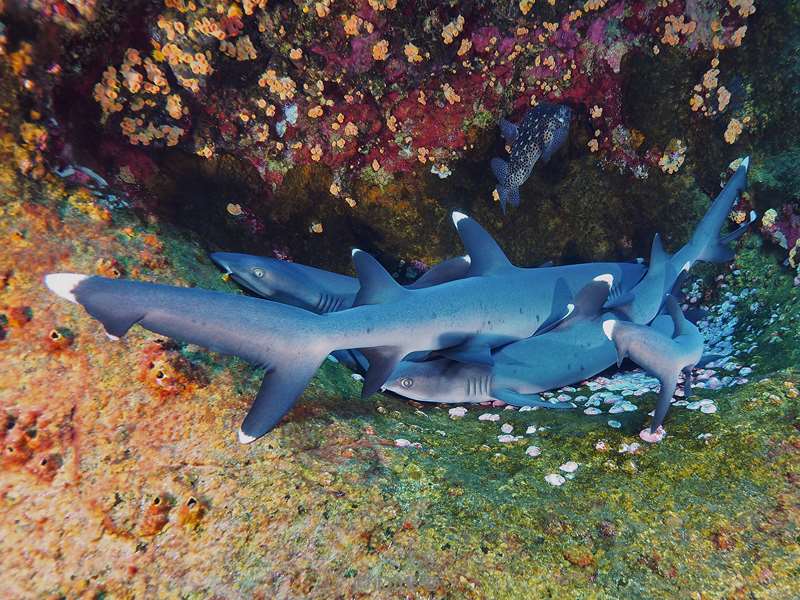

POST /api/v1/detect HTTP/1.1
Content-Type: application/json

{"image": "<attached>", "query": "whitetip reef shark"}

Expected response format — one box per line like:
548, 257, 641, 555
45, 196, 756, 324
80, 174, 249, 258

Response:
491, 103, 572, 212
386, 158, 754, 422
603, 296, 704, 443
45, 212, 646, 443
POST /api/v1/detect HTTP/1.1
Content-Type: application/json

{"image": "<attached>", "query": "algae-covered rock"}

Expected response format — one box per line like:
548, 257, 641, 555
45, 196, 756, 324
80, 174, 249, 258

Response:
1, 0, 800, 598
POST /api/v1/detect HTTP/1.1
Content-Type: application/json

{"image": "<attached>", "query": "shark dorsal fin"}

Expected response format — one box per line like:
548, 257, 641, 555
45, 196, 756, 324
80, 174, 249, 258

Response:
573, 274, 614, 317
352, 249, 406, 306
650, 233, 668, 267
665, 295, 692, 337
451, 212, 513, 276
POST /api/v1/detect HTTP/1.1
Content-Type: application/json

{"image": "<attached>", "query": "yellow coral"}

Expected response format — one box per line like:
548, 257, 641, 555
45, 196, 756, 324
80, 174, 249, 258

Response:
221, 35, 258, 61
519, 0, 535, 15
724, 119, 743, 144
442, 16, 465, 45
659, 139, 687, 174
258, 69, 296, 100
166, 94, 183, 119
717, 86, 731, 111
289, 48, 303, 60
308, 105, 324, 118
702, 68, 720, 90
404, 44, 423, 64
372, 40, 389, 61
690, 94, 704, 111
442, 83, 461, 105
729, 0, 756, 17
457, 38, 472, 56
342, 14, 363, 36
732, 26, 747, 46
590, 105, 603, 118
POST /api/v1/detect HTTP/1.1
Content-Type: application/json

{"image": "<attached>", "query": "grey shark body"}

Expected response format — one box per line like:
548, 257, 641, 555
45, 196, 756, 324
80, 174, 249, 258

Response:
384, 158, 753, 406
45, 213, 645, 443
384, 232, 675, 406
492, 103, 572, 211
603, 296, 704, 437
210, 253, 472, 314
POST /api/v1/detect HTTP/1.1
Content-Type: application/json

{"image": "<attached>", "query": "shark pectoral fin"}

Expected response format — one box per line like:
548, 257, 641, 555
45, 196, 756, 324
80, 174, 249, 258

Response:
330, 350, 369, 375
451, 212, 513, 275
573, 275, 614, 317
360, 346, 406, 399
499, 118, 519, 144
535, 277, 573, 334
239, 362, 321, 443
439, 342, 494, 366
351, 249, 407, 306
492, 388, 574, 409
602, 320, 627, 367
651, 373, 678, 434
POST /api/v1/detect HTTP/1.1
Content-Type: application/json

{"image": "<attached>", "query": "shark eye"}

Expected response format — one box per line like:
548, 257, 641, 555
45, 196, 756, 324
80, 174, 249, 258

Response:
252, 268, 265, 278
400, 377, 414, 389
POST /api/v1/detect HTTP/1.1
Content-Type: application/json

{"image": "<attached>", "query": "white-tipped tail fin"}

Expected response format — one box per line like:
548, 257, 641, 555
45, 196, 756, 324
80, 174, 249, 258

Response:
44, 273, 88, 304
451, 211, 468, 226
238, 428, 257, 444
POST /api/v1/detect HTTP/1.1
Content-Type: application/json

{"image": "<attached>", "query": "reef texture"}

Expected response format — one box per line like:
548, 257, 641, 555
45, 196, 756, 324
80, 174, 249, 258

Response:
1, 0, 800, 597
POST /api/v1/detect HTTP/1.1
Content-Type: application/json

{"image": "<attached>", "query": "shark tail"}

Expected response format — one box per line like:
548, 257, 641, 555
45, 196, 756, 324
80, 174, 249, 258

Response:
44, 273, 330, 443
679, 157, 755, 267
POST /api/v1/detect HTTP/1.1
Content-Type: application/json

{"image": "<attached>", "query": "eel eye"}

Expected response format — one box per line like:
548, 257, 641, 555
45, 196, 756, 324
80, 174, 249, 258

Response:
400, 377, 414, 389
252, 268, 265, 278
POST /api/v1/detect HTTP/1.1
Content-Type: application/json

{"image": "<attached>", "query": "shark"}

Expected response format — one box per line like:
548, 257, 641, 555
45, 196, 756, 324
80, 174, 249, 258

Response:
44, 212, 647, 444
603, 295, 703, 443
491, 103, 572, 212
383, 231, 675, 406
209, 253, 473, 314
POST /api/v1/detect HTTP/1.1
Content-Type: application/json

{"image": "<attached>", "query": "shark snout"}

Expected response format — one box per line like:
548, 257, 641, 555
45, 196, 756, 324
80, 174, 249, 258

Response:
209, 252, 236, 274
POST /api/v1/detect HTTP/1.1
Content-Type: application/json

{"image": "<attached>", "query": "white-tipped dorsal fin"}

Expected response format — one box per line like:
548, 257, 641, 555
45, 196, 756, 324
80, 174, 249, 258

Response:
592, 273, 614, 287
44, 273, 88, 304
740, 156, 749, 170
602, 320, 617, 340
352, 249, 406, 306
450, 212, 513, 276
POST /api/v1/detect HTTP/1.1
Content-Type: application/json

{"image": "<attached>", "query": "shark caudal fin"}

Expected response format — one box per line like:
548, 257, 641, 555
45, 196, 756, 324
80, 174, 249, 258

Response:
450, 212, 513, 276
673, 157, 752, 269
350, 250, 412, 397
45, 274, 329, 443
